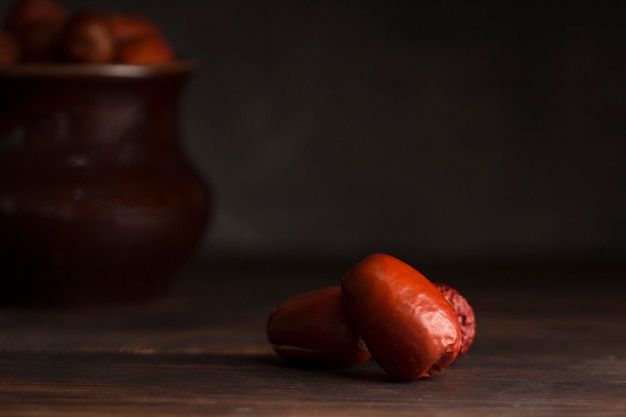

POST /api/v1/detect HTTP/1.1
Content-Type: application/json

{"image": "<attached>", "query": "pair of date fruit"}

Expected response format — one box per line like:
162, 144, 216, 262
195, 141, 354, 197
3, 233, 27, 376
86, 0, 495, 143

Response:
267, 253, 476, 381
1, 0, 174, 66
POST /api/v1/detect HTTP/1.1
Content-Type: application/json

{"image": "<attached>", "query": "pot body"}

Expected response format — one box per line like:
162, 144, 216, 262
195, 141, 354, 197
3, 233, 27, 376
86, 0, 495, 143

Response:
0, 63, 211, 306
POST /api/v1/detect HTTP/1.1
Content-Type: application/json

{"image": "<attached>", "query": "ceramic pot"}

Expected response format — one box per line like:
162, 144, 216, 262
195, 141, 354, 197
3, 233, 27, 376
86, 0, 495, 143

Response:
0, 62, 211, 307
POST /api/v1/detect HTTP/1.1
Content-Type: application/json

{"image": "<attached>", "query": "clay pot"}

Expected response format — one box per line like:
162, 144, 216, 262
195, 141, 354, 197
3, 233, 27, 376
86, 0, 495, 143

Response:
0, 61, 211, 307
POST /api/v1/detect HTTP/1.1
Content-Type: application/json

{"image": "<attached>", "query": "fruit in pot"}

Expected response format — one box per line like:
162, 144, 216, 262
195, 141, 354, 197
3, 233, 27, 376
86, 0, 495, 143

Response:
341, 253, 462, 380
3, 0, 66, 32
108, 14, 159, 44
109, 13, 175, 64
3, 0, 67, 61
116, 34, 173, 65
2, 0, 177, 65
267, 286, 371, 368
58, 11, 116, 63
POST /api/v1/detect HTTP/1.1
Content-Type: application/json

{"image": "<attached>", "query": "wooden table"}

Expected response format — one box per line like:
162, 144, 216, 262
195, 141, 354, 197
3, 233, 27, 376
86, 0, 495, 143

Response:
1, 259, 625, 416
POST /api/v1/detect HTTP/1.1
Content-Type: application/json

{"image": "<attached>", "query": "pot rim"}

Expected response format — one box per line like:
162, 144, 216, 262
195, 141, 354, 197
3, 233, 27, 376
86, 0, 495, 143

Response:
0, 60, 196, 79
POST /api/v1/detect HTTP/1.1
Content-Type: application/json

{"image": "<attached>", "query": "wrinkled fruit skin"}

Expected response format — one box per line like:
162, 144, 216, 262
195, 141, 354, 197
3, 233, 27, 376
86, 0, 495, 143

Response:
267, 286, 371, 368
341, 253, 461, 381
116, 35, 173, 65
433, 282, 476, 355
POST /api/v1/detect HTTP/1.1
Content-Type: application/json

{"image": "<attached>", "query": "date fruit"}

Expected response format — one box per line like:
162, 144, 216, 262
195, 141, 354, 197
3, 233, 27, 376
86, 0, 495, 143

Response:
58, 11, 116, 63
3, 0, 67, 61
108, 14, 159, 44
267, 286, 371, 368
116, 34, 173, 65
3, 0, 66, 33
2, 0, 177, 65
341, 253, 461, 380
433, 282, 476, 355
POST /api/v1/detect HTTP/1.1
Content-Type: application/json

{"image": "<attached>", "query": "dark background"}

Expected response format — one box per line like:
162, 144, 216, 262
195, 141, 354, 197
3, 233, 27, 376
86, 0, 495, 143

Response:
3, 1, 625, 266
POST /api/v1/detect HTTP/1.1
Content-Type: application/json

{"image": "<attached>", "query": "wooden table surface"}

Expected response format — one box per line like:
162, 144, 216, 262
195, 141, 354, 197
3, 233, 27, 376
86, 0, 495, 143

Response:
1, 259, 625, 416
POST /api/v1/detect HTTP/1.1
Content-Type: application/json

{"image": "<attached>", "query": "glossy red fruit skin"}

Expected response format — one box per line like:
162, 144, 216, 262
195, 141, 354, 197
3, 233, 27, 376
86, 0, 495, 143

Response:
341, 253, 461, 381
433, 282, 476, 355
267, 286, 371, 368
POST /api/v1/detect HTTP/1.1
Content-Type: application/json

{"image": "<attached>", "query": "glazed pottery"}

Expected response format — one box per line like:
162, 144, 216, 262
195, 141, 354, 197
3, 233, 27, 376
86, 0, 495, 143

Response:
0, 61, 211, 306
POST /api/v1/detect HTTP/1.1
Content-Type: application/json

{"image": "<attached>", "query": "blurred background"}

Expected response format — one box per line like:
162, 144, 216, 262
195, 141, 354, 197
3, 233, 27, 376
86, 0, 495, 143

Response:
3, 0, 624, 266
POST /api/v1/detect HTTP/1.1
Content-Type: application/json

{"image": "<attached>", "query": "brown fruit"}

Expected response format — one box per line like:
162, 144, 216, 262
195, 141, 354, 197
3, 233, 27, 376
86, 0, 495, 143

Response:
267, 286, 371, 368
116, 34, 173, 65
108, 14, 160, 44
3, 0, 66, 33
341, 253, 461, 380
433, 282, 476, 355
58, 11, 116, 64
3, 0, 67, 62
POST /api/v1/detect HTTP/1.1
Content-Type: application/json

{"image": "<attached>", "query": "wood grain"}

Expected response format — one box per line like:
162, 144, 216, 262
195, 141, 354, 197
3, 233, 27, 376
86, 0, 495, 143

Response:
0, 260, 625, 416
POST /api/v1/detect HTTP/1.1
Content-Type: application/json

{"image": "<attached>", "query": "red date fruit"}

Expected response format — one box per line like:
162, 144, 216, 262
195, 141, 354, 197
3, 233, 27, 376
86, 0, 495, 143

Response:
433, 282, 476, 355
108, 14, 159, 45
341, 253, 461, 380
3, 0, 67, 62
116, 34, 173, 65
3, 0, 65, 32
58, 11, 116, 64
267, 286, 371, 368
